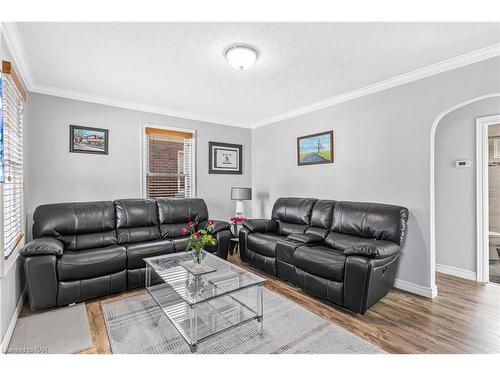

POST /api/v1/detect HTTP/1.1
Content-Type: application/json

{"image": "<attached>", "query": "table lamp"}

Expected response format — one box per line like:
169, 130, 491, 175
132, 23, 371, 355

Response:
231, 187, 252, 217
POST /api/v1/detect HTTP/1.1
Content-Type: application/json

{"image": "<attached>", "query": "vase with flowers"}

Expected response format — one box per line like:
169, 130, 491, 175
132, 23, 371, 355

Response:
230, 216, 247, 224
182, 220, 216, 267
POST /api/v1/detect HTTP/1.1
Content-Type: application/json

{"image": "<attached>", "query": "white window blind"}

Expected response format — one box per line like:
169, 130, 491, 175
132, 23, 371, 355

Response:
2, 72, 25, 258
145, 127, 194, 199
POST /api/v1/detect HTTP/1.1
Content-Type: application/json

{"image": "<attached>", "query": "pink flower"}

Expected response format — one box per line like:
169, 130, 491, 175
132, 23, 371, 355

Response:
194, 231, 201, 239
188, 221, 194, 226
181, 227, 188, 236
231, 216, 247, 223
208, 220, 214, 225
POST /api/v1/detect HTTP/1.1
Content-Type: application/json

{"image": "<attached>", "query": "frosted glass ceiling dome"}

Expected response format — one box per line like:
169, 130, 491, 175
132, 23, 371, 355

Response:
224, 44, 259, 70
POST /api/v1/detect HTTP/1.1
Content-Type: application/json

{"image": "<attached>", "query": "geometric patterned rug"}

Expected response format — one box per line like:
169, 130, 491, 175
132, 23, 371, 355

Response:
101, 289, 384, 354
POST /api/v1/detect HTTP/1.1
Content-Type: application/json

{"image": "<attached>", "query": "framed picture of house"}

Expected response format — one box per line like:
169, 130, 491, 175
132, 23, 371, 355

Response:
297, 130, 334, 166
69, 125, 109, 155
209, 141, 242, 174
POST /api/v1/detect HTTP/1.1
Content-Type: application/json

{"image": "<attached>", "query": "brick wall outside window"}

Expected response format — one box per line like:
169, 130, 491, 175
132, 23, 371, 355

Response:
146, 137, 189, 198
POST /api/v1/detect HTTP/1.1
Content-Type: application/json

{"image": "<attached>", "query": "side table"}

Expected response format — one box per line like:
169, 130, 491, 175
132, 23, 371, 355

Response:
229, 221, 243, 255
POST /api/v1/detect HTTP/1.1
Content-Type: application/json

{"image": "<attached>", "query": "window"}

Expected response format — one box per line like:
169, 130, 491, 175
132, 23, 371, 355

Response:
144, 126, 194, 199
1, 62, 26, 258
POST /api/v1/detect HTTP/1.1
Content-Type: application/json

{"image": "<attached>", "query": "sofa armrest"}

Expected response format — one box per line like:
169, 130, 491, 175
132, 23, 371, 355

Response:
20, 237, 64, 257
287, 233, 323, 245
343, 242, 400, 259
242, 219, 278, 233
198, 220, 231, 234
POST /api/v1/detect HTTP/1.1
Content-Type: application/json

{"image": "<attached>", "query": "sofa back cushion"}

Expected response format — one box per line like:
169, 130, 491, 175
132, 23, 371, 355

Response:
330, 201, 409, 244
271, 197, 317, 236
114, 199, 161, 244
33, 201, 117, 251
156, 198, 209, 238
305, 199, 336, 238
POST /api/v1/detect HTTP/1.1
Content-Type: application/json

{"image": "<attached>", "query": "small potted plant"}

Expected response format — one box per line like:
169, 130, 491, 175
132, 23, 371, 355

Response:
182, 220, 216, 267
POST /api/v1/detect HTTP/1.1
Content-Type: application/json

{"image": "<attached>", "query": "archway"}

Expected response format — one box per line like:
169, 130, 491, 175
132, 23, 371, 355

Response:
429, 93, 500, 294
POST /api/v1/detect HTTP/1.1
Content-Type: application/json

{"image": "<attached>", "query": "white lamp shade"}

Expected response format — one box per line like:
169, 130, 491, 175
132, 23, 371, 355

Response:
224, 45, 258, 70
231, 187, 252, 200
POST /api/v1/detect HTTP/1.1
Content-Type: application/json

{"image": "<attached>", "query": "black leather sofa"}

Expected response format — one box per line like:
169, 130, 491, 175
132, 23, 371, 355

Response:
20, 198, 231, 311
239, 197, 409, 314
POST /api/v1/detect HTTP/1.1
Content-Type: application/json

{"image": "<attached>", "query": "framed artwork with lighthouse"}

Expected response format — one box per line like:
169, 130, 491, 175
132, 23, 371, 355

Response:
297, 130, 334, 166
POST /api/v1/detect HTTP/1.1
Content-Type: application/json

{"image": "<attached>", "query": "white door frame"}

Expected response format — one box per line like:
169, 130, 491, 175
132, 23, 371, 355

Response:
476, 114, 500, 283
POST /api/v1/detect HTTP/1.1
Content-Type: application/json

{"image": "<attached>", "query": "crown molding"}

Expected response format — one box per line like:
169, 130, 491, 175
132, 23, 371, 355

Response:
250, 43, 500, 128
3, 21, 499, 130
29, 83, 247, 127
1, 22, 35, 90
1, 22, 249, 128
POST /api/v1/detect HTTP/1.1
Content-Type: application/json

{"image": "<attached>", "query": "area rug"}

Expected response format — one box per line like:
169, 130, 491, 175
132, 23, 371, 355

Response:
7, 303, 93, 354
101, 289, 384, 354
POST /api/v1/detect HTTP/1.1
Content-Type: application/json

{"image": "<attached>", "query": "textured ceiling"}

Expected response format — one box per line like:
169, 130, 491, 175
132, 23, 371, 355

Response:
16, 22, 500, 126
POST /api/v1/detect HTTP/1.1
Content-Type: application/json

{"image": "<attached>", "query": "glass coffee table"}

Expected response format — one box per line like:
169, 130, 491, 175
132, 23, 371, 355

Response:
144, 251, 265, 352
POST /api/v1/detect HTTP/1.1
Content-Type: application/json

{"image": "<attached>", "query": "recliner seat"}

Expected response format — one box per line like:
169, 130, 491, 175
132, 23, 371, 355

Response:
57, 245, 127, 281
21, 198, 231, 311
239, 197, 409, 314
240, 197, 316, 275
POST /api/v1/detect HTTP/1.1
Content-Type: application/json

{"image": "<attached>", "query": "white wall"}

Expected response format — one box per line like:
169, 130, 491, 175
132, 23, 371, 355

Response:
26, 93, 252, 229
435, 97, 500, 275
252, 57, 500, 295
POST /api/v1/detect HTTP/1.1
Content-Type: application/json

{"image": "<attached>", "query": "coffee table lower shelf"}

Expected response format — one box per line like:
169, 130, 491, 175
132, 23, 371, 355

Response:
146, 282, 263, 352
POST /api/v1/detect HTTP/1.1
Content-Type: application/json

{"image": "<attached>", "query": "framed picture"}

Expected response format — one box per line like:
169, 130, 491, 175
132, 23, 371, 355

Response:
209, 141, 242, 174
297, 130, 334, 166
70, 125, 109, 155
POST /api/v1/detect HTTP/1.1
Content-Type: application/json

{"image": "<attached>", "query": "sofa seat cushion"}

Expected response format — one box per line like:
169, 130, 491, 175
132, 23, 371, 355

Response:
247, 232, 286, 257
125, 239, 174, 269
324, 231, 398, 254
57, 245, 127, 281
294, 245, 346, 282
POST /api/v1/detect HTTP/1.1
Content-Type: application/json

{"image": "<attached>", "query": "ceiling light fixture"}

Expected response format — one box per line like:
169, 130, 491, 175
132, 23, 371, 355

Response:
224, 44, 259, 70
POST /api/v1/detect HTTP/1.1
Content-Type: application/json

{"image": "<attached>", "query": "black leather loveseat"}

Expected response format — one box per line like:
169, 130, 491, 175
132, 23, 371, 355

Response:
20, 198, 231, 311
239, 197, 409, 314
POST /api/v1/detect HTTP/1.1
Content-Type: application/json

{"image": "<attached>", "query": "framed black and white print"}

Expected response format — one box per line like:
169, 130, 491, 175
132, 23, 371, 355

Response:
208, 141, 242, 174
70, 125, 109, 155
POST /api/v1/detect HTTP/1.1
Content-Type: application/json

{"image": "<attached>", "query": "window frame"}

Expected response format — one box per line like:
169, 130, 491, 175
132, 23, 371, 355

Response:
140, 123, 196, 199
0, 62, 27, 276
177, 150, 185, 193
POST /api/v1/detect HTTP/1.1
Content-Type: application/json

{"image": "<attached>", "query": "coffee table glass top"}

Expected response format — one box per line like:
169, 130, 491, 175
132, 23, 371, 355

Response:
144, 251, 265, 305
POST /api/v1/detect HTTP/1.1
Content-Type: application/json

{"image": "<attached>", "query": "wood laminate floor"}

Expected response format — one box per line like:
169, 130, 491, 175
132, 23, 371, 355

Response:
24, 253, 500, 354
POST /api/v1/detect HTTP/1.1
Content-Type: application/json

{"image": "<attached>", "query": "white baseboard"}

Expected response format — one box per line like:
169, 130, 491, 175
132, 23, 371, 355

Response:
435, 263, 477, 281
394, 278, 437, 299
1, 287, 26, 353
